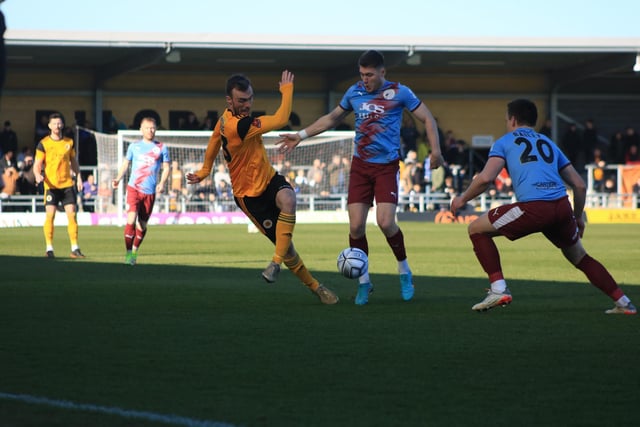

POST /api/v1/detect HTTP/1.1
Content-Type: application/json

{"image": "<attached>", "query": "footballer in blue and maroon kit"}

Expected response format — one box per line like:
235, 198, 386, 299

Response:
112, 117, 170, 265
278, 50, 444, 305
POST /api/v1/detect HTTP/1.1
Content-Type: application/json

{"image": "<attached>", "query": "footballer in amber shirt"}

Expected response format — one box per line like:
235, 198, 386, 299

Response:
193, 81, 292, 198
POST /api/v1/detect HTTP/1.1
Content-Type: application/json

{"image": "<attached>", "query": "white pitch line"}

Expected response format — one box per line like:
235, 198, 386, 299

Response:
0, 392, 238, 427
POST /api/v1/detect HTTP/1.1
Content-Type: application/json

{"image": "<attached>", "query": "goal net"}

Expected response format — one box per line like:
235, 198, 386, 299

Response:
92, 129, 355, 222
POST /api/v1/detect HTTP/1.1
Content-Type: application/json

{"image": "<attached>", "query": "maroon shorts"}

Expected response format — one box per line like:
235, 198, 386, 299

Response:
347, 156, 400, 206
126, 185, 156, 223
488, 196, 579, 249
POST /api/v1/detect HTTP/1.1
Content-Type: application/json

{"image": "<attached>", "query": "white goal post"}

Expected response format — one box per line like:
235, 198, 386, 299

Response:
92, 129, 356, 223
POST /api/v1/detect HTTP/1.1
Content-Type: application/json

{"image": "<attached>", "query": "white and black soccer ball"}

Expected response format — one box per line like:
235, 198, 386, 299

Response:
337, 247, 368, 279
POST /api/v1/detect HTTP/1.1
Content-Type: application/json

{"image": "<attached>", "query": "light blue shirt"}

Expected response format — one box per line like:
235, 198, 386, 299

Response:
489, 127, 570, 202
340, 80, 421, 164
126, 140, 170, 194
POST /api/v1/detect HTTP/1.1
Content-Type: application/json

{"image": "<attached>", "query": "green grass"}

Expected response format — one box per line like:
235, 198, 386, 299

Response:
1, 223, 639, 427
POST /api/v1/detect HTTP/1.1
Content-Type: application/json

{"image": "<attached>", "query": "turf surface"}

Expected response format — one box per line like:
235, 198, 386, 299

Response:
1, 223, 639, 426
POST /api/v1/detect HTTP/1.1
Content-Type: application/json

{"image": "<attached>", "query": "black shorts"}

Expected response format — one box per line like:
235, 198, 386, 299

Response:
45, 186, 77, 207
235, 173, 292, 243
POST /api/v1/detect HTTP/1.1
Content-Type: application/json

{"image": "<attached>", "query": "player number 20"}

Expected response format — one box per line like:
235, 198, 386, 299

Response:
515, 137, 554, 164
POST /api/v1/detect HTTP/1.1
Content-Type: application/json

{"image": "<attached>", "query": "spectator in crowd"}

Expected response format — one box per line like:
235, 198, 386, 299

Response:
98, 175, 114, 206
632, 178, 640, 207
400, 112, 420, 159
170, 160, 183, 193
168, 160, 183, 212
201, 115, 216, 131
278, 50, 444, 305
278, 159, 294, 183
603, 177, 618, 207
442, 175, 456, 198
433, 117, 446, 155
306, 158, 325, 185
181, 112, 200, 130
216, 178, 234, 210
81, 173, 98, 212
407, 156, 425, 212
625, 144, 640, 164
0, 120, 17, 155
425, 153, 446, 193
281, 111, 301, 131
16, 146, 33, 164
447, 139, 469, 195
326, 153, 347, 194
34, 113, 51, 145
105, 114, 127, 134
17, 153, 38, 195
603, 177, 616, 194
561, 122, 581, 168
194, 176, 217, 210
186, 70, 338, 304
0, 148, 17, 198
609, 130, 625, 164
76, 119, 98, 169
538, 117, 552, 138
622, 126, 640, 159
112, 117, 170, 265
582, 118, 598, 165
33, 113, 85, 259
294, 168, 309, 193
497, 175, 514, 197
591, 147, 607, 192
213, 163, 230, 189
442, 130, 457, 164
450, 98, 636, 315
308, 166, 329, 196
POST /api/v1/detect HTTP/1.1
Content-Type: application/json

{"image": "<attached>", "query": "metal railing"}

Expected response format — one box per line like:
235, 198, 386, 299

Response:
2, 181, 637, 214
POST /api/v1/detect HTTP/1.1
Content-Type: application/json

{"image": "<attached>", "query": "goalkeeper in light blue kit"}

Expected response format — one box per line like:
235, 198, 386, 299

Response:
278, 50, 444, 305
450, 99, 636, 314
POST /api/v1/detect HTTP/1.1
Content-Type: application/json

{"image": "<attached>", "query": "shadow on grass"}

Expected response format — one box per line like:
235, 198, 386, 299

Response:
2, 255, 639, 427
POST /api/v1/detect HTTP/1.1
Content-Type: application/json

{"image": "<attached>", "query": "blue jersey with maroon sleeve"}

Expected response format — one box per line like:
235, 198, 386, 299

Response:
339, 80, 421, 164
126, 140, 170, 194
489, 127, 571, 202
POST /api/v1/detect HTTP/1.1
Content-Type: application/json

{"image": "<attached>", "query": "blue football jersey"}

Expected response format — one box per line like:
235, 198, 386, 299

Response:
126, 140, 170, 194
489, 127, 571, 202
340, 80, 421, 164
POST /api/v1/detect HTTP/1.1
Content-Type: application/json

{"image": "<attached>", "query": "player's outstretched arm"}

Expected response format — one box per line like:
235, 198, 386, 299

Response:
413, 103, 444, 170
451, 157, 503, 215
185, 172, 202, 185
112, 159, 130, 189
279, 70, 294, 87
276, 106, 349, 153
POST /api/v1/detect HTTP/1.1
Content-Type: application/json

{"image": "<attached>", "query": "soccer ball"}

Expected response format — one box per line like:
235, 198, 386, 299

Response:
337, 247, 368, 279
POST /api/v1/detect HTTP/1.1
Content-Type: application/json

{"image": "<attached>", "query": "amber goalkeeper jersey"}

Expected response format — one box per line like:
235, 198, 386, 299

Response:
195, 82, 293, 198
35, 136, 77, 190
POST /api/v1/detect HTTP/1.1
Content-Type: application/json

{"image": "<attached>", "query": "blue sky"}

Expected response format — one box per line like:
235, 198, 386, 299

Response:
3, 0, 640, 38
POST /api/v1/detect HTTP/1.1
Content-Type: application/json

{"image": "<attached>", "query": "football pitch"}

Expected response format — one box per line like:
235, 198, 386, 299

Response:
1, 222, 639, 427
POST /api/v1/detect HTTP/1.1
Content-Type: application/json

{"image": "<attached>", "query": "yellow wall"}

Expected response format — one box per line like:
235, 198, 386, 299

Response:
2, 68, 549, 154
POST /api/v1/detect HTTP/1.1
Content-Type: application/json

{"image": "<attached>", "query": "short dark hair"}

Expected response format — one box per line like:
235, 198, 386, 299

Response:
226, 74, 252, 97
507, 99, 538, 127
358, 50, 385, 69
49, 113, 64, 123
